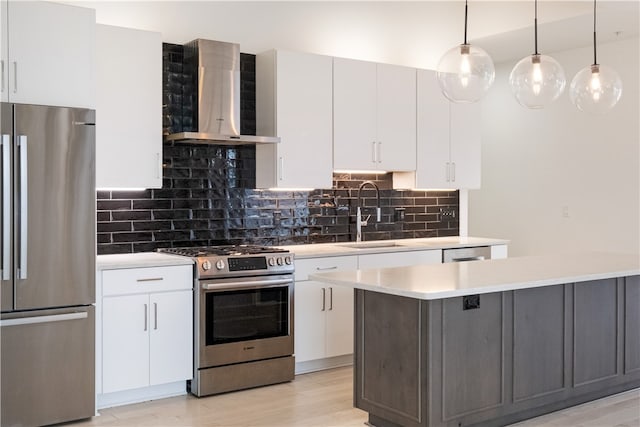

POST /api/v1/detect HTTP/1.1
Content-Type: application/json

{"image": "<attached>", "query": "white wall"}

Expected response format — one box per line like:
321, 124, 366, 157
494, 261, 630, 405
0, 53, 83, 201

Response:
469, 36, 640, 256
67, 1, 594, 69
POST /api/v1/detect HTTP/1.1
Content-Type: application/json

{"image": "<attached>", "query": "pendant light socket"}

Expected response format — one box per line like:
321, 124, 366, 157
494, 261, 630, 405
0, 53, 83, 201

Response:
569, 0, 623, 113
509, 0, 566, 108
436, 0, 495, 103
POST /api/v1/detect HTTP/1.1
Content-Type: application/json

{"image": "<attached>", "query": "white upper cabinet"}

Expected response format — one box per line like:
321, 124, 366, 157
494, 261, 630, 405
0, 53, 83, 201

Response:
1, 1, 5, 101
333, 58, 416, 172
1, 0, 95, 108
449, 101, 481, 188
376, 63, 417, 171
96, 24, 162, 189
333, 58, 377, 171
256, 49, 333, 189
394, 69, 480, 189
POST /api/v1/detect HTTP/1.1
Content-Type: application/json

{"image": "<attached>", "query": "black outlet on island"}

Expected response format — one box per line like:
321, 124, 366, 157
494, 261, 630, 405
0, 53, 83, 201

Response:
463, 294, 480, 310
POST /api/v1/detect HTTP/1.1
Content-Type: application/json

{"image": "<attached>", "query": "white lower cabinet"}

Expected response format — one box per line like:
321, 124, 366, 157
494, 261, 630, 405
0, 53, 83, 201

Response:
98, 264, 193, 408
294, 256, 357, 372
102, 294, 149, 393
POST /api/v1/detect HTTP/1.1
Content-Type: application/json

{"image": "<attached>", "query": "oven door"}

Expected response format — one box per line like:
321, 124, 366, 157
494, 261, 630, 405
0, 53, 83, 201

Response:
197, 274, 294, 368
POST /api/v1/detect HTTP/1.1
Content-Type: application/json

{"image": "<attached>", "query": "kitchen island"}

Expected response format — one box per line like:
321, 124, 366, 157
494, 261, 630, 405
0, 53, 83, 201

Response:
310, 252, 640, 427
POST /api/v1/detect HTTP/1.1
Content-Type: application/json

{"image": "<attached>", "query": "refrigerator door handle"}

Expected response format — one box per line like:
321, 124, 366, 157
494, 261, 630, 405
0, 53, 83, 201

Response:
17, 135, 27, 280
0, 311, 88, 327
1, 134, 10, 280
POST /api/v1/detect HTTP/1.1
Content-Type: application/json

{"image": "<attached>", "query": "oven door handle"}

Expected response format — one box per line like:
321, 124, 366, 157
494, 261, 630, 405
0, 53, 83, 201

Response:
201, 278, 293, 291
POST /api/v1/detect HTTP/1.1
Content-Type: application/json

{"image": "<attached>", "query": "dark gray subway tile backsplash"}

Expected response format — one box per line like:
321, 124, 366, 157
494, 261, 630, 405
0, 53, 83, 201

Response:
95, 44, 459, 255
97, 167, 459, 254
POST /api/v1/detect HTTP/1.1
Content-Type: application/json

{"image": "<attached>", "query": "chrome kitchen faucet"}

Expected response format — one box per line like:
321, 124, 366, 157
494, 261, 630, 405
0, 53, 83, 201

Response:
356, 181, 382, 242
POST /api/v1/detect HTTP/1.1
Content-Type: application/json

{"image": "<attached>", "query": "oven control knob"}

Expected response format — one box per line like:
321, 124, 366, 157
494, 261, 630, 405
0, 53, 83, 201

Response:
285, 256, 292, 265
276, 257, 284, 266
268, 257, 276, 267
215, 259, 225, 270
202, 260, 212, 271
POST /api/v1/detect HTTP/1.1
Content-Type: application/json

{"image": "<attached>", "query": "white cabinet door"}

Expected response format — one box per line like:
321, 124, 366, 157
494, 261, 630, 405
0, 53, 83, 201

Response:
334, 58, 417, 173
325, 285, 354, 358
102, 294, 150, 393
415, 69, 450, 188
377, 64, 416, 172
149, 290, 193, 386
358, 250, 442, 269
401, 69, 481, 190
294, 281, 327, 362
6, 0, 95, 108
256, 50, 333, 189
450, 102, 481, 189
96, 24, 162, 189
295, 255, 358, 364
0, 1, 7, 102
333, 57, 378, 171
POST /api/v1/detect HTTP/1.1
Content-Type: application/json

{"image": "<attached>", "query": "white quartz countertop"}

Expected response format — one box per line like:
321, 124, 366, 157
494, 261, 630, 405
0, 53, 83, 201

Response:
309, 252, 640, 300
277, 236, 509, 259
97, 252, 194, 270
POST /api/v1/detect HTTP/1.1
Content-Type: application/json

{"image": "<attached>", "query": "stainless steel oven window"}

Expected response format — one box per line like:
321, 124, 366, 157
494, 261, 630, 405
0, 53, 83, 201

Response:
204, 285, 290, 345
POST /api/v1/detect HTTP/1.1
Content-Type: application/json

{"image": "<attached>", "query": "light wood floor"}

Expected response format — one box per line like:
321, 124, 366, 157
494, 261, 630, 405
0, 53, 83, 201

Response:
70, 367, 639, 427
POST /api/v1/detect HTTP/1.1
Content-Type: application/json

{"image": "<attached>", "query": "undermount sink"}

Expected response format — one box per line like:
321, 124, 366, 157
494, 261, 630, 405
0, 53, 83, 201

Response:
340, 242, 403, 249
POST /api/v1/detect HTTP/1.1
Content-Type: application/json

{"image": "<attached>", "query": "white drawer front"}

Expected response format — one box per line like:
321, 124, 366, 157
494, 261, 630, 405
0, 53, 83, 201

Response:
102, 265, 193, 296
295, 256, 358, 282
358, 250, 442, 270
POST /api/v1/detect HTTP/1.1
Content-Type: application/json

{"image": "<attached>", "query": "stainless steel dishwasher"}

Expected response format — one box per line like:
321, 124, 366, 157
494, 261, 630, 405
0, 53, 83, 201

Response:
442, 246, 492, 263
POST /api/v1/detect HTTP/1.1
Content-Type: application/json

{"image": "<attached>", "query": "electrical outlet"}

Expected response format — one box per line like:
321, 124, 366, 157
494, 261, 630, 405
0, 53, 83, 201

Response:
440, 207, 457, 221
273, 210, 282, 226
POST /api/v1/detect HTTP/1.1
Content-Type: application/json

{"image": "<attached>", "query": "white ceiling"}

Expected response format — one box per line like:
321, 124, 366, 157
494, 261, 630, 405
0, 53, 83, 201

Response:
475, 1, 640, 63
64, 1, 640, 68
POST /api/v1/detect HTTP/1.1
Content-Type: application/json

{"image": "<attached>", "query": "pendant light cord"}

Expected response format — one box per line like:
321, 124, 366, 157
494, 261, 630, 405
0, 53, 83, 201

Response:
593, 0, 598, 65
464, 0, 469, 45
534, 0, 539, 55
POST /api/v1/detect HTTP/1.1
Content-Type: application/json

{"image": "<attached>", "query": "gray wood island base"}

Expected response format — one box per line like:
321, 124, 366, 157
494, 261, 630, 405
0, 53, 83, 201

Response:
309, 253, 640, 427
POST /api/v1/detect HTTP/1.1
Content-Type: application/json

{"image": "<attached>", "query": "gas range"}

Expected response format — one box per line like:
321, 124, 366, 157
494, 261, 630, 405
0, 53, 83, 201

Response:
159, 244, 296, 396
159, 245, 294, 279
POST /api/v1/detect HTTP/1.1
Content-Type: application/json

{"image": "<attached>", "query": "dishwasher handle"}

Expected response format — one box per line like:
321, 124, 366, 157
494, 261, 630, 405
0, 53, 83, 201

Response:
450, 256, 485, 262
442, 246, 492, 263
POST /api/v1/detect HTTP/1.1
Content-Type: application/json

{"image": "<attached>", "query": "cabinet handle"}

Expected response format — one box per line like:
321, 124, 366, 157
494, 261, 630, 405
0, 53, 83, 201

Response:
316, 266, 337, 271
328, 287, 333, 311
144, 303, 148, 331
137, 277, 164, 282
1, 60, 4, 92
278, 156, 284, 181
446, 162, 450, 182
371, 141, 377, 163
451, 162, 456, 182
154, 302, 158, 330
321, 288, 326, 311
377, 142, 382, 164
12, 62, 17, 93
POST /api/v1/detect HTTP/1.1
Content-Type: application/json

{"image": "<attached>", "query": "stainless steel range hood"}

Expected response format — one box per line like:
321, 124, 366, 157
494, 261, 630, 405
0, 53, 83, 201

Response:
166, 39, 279, 145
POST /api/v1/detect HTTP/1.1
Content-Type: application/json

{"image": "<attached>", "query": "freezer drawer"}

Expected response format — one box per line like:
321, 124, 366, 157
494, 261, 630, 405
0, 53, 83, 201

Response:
1, 306, 95, 427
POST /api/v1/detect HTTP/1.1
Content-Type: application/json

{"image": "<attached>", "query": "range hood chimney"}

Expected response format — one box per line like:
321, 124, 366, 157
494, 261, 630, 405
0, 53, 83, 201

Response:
166, 39, 279, 145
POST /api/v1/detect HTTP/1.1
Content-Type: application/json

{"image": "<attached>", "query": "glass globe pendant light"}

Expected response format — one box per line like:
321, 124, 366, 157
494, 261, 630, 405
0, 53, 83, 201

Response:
436, 0, 495, 103
509, 0, 566, 108
569, 0, 622, 114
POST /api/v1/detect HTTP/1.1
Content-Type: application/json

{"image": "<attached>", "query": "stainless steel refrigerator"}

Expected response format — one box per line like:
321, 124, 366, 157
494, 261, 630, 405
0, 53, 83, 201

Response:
0, 103, 96, 427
